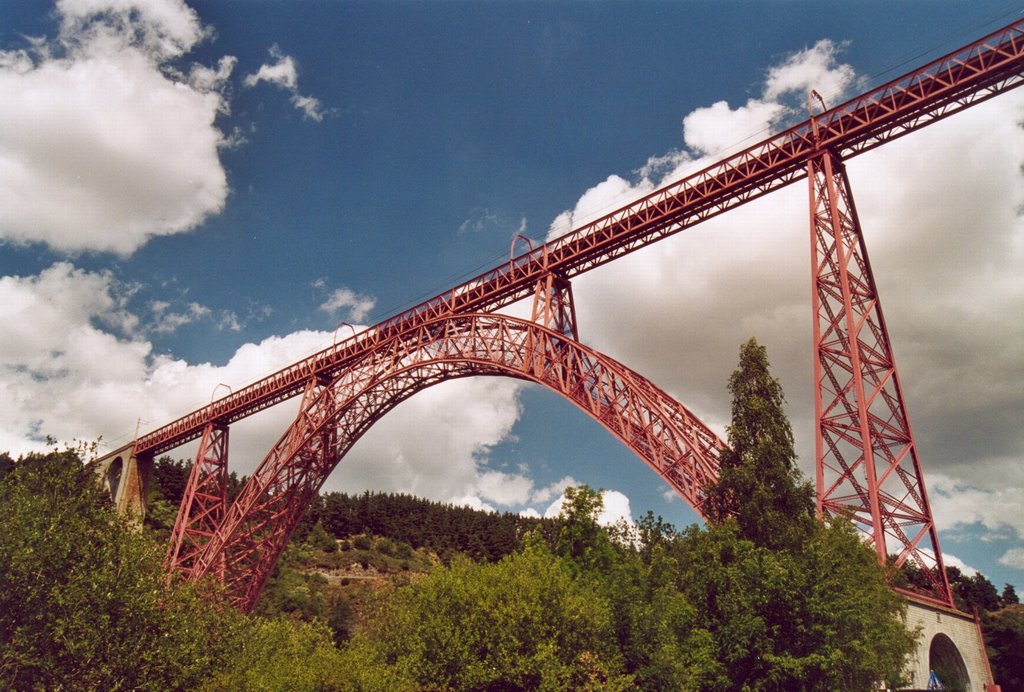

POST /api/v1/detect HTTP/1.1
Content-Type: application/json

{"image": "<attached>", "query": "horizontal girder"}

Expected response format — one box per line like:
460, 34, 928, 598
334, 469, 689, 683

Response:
134, 19, 1024, 458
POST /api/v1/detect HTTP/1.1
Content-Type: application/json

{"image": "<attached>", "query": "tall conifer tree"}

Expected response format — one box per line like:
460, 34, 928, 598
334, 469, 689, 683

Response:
704, 337, 816, 550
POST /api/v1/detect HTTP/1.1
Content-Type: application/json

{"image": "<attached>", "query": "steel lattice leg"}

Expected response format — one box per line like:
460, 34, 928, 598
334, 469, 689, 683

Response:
165, 422, 229, 582
808, 150, 952, 606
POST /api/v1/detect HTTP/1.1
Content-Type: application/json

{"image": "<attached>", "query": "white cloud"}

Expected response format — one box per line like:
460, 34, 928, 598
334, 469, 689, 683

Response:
680, 39, 857, 159
549, 174, 654, 239
243, 45, 296, 89
530, 476, 578, 505
0, 262, 334, 458
763, 39, 858, 103
999, 548, 1024, 571
942, 553, 979, 578
0, 0, 234, 254
57, 0, 208, 61
291, 94, 324, 123
148, 298, 244, 334
682, 99, 783, 157
927, 475, 1024, 539
244, 45, 325, 122
317, 285, 377, 323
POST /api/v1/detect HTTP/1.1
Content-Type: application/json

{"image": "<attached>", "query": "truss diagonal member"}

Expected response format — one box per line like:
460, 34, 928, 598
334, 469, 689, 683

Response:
808, 148, 951, 607
164, 422, 229, 581
185, 313, 723, 611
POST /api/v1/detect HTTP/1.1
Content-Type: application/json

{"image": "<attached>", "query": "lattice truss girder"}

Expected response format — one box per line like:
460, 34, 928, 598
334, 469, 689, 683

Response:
809, 150, 951, 605
132, 20, 1024, 461
164, 423, 229, 581
185, 309, 723, 611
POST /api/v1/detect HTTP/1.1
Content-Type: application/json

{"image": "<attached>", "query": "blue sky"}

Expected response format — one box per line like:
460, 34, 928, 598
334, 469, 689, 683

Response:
2, 0, 1023, 591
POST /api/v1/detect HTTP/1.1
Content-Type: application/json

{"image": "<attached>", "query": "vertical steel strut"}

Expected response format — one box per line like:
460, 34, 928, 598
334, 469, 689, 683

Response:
530, 273, 578, 340
808, 147, 952, 606
165, 422, 229, 582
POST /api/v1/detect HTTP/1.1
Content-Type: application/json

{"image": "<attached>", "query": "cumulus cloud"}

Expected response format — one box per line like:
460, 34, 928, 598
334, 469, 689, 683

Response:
547, 42, 862, 242
57, 0, 208, 61
244, 45, 325, 122
313, 279, 377, 323
546, 40, 1024, 566
999, 548, 1024, 571
0, 0, 234, 254
928, 475, 1024, 539
763, 39, 859, 103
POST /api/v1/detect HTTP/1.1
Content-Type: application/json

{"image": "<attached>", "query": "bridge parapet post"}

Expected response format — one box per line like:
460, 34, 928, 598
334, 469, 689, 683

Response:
93, 443, 152, 525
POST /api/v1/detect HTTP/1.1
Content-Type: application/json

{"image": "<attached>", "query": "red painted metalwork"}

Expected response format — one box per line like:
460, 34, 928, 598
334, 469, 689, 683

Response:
148, 20, 1024, 610
164, 423, 229, 582
189, 309, 723, 611
132, 18, 1024, 460
808, 148, 952, 606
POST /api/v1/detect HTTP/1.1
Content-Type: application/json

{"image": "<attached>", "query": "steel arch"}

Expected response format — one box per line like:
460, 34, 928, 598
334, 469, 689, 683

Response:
187, 312, 723, 610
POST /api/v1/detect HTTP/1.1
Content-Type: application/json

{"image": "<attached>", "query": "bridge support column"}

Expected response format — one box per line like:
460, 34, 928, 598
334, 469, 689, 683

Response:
806, 143, 951, 606
94, 444, 152, 525
902, 598, 997, 691
166, 422, 229, 581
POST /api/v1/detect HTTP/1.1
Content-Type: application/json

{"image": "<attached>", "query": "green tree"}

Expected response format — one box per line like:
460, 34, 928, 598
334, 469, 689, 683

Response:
704, 337, 816, 551
203, 618, 345, 692
553, 485, 616, 574
0, 450, 227, 688
985, 607, 1024, 691
338, 541, 633, 690
0, 448, 346, 690
677, 338, 916, 690
1002, 583, 1019, 606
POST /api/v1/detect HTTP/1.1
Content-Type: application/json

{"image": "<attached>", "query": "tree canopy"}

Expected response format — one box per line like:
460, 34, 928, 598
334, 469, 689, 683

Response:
0, 448, 345, 690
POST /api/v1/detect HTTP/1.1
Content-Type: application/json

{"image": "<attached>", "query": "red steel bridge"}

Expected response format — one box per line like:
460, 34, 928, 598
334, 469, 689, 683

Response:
102, 19, 1024, 615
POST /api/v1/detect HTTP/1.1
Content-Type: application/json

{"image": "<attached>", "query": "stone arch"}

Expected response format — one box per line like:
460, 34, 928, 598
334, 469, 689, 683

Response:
104, 456, 123, 503
929, 632, 970, 691
187, 313, 724, 610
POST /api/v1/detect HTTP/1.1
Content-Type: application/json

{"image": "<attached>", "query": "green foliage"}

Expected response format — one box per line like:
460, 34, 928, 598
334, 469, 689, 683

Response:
305, 489, 549, 562
554, 485, 616, 574
338, 541, 633, 690
0, 450, 226, 688
945, 566, 1001, 612
202, 617, 345, 692
670, 519, 914, 691
1003, 583, 1019, 606
306, 520, 339, 553
0, 447, 346, 690
704, 337, 816, 551
152, 455, 191, 506
985, 606, 1024, 691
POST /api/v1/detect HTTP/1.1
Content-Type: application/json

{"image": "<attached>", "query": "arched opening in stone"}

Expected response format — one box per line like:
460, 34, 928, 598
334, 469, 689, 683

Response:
105, 456, 123, 503
929, 632, 970, 691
